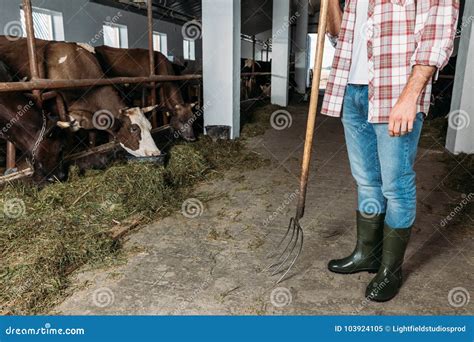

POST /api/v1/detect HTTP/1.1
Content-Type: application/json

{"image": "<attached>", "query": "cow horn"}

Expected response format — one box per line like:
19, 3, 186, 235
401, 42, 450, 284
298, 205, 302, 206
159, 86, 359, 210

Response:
142, 105, 159, 113
57, 121, 72, 129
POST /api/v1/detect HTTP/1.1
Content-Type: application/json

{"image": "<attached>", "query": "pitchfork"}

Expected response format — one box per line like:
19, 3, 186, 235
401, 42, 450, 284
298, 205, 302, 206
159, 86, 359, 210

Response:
268, 0, 329, 284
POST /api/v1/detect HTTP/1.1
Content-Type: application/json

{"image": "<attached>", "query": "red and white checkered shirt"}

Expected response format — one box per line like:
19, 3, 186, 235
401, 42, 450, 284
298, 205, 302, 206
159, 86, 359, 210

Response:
321, 0, 460, 123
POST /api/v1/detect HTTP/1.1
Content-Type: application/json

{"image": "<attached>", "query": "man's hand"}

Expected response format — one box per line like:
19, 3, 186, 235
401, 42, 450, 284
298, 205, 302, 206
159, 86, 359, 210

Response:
388, 65, 437, 137
388, 97, 418, 137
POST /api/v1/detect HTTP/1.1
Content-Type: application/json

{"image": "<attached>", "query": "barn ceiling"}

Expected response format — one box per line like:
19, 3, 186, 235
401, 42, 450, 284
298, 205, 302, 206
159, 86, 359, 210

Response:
241, 0, 273, 35
97, 0, 280, 35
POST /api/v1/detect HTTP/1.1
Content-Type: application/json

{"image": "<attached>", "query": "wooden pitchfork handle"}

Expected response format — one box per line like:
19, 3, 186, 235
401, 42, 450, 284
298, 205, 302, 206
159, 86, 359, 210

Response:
296, 0, 329, 219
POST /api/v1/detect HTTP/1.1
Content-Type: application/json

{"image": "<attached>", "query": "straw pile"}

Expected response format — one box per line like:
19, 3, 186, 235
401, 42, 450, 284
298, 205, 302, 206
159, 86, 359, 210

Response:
0, 136, 265, 314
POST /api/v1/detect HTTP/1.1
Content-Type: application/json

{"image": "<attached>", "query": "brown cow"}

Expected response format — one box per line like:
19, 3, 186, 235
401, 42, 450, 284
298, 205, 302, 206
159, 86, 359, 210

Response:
0, 60, 67, 184
241, 58, 272, 100
94, 45, 196, 141
0, 37, 161, 157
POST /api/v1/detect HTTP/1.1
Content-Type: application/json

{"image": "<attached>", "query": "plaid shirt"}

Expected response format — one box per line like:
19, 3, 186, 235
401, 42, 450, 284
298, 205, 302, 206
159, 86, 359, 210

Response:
321, 0, 460, 123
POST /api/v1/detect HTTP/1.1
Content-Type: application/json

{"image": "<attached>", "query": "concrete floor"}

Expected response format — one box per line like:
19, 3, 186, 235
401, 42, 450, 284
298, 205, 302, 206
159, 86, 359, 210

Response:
55, 102, 473, 315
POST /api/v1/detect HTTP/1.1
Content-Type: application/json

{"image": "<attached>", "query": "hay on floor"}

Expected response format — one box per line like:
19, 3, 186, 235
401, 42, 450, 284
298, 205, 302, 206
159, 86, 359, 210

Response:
0, 135, 265, 314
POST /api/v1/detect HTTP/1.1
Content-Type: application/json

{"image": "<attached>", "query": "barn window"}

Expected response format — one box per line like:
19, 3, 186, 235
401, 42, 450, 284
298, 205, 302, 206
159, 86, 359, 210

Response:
183, 39, 195, 61
261, 50, 271, 62
153, 32, 168, 56
20, 7, 64, 41
103, 23, 128, 48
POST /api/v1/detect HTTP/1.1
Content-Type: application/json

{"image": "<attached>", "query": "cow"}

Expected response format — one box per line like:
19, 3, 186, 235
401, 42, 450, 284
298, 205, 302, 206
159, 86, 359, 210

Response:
0, 37, 161, 158
0, 60, 68, 184
94, 45, 197, 141
172, 60, 203, 105
241, 58, 272, 100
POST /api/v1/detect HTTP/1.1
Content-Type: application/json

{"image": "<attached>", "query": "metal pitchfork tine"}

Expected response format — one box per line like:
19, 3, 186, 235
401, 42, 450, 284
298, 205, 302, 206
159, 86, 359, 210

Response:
268, 0, 329, 284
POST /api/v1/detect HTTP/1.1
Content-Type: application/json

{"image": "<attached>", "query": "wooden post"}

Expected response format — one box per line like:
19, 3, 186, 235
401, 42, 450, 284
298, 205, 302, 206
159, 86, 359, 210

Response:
147, 0, 160, 127
6, 142, 16, 171
8, 0, 44, 172
251, 35, 256, 96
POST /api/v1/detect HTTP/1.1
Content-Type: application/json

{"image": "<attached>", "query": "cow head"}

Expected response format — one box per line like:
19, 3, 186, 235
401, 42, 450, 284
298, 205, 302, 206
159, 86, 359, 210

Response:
31, 127, 69, 184
260, 83, 271, 98
57, 106, 161, 157
244, 59, 261, 71
116, 106, 161, 157
169, 103, 196, 142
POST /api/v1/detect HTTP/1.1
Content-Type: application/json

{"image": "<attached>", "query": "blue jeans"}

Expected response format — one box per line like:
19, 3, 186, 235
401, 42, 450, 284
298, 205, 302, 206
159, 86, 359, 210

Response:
342, 84, 424, 229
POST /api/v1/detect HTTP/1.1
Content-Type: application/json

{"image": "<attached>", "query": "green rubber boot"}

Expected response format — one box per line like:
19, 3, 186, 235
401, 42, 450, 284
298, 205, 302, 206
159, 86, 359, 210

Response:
365, 224, 412, 302
328, 211, 385, 274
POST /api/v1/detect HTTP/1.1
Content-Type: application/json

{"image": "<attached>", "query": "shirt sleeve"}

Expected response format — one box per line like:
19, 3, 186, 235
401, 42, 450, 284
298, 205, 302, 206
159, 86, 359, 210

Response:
410, 0, 460, 80
327, 33, 339, 48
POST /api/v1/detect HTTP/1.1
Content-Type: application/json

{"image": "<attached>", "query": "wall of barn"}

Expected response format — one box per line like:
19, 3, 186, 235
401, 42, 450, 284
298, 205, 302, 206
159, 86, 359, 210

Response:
241, 29, 272, 61
0, 0, 202, 63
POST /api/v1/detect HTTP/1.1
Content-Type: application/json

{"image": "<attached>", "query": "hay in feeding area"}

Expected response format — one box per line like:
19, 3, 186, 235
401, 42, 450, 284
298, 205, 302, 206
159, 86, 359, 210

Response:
0, 136, 265, 314
241, 103, 283, 138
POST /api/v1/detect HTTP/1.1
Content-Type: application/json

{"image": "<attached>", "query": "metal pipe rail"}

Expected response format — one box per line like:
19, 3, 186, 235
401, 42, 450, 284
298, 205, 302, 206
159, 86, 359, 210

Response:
0, 74, 203, 93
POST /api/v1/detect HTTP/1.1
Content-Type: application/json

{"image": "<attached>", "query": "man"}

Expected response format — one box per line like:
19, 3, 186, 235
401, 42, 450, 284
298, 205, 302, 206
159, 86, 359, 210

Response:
321, 0, 459, 301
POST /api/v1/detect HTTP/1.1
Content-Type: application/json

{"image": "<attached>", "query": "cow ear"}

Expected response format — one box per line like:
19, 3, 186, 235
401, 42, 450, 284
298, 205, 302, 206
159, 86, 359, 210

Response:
142, 105, 158, 114
119, 107, 129, 116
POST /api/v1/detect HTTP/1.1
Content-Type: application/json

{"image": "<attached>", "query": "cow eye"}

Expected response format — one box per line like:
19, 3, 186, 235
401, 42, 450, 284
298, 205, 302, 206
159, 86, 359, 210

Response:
129, 125, 139, 133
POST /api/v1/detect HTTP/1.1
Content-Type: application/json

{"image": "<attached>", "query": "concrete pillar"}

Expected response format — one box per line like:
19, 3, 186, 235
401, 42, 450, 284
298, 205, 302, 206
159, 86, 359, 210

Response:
446, 0, 474, 154
271, 0, 291, 106
202, 0, 241, 138
294, 0, 309, 94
